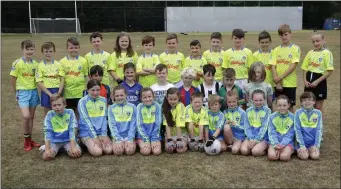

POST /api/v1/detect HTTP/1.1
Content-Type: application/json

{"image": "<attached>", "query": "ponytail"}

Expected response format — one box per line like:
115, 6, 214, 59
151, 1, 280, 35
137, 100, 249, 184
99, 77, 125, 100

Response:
162, 88, 179, 127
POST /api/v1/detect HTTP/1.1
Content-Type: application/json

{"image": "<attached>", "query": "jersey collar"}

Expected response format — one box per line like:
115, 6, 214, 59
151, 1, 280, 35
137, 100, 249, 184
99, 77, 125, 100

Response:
66, 55, 79, 60
43, 59, 54, 64
232, 47, 244, 51
210, 48, 223, 53
280, 43, 293, 48
22, 57, 33, 63
165, 50, 178, 55
91, 50, 103, 55
190, 55, 202, 60
143, 52, 153, 58
258, 49, 272, 53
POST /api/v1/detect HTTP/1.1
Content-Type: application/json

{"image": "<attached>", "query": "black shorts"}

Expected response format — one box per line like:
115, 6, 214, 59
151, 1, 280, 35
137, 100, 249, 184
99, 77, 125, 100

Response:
304, 71, 327, 100
274, 87, 296, 106
66, 98, 81, 109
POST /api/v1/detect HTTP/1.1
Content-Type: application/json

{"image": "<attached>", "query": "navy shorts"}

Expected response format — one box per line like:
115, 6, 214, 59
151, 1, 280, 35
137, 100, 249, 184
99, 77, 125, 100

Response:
66, 98, 81, 109
275, 87, 296, 106
41, 88, 59, 108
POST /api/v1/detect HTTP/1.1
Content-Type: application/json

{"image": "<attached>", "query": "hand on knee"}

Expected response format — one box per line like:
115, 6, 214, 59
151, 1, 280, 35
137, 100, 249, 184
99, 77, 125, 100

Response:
114, 148, 124, 156
140, 145, 151, 156
268, 153, 279, 161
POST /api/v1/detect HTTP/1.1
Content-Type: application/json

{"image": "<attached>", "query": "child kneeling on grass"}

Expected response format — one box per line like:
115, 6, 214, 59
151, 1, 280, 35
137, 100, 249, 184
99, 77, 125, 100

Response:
40, 96, 81, 160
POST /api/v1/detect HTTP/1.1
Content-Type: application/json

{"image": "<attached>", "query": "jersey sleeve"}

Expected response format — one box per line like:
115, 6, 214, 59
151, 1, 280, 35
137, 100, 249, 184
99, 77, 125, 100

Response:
58, 63, 65, 77
133, 52, 139, 64
82, 58, 89, 76
324, 50, 334, 71
300, 50, 311, 71
184, 57, 190, 68
78, 99, 97, 138
100, 99, 108, 136
43, 112, 53, 141
267, 115, 280, 146
199, 108, 209, 126
136, 56, 143, 73
247, 49, 254, 67
269, 48, 277, 66
294, 111, 306, 148
108, 53, 117, 71
68, 110, 77, 141
266, 84, 273, 96
108, 106, 123, 142
35, 63, 44, 83
151, 103, 162, 142
292, 45, 301, 64
255, 108, 270, 142
244, 110, 255, 140
10, 60, 20, 77
154, 55, 161, 66
136, 104, 150, 142
175, 103, 186, 127
314, 111, 323, 148
127, 105, 137, 142
216, 113, 225, 129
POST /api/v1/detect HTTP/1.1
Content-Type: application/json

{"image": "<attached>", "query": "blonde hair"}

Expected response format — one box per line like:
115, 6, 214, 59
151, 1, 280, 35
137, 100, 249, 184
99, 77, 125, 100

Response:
312, 31, 327, 49
181, 67, 196, 78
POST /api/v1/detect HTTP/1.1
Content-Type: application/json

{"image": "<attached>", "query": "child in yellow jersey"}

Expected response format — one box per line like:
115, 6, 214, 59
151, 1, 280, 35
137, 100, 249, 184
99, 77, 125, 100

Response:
301, 31, 334, 114
186, 92, 209, 152
159, 33, 185, 87
223, 29, 253, 92
60, 37, 88, 119
36, 42, 65, 116
85, 32, 112, 86
253, 31, 274, 88
109, 32, 138, 85
136, 35, 160, 87
162, 88, 187, 154
10, 40, 41, 151
203, 32, 226, 83
184, 40, 207, 87
270, 24, 301, 113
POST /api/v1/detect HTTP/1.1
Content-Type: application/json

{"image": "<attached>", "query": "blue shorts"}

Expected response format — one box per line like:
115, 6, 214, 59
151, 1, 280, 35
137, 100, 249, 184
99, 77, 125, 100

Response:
41, 88, 59, 108
16, 89, 40, 108
208, 130, 224, 140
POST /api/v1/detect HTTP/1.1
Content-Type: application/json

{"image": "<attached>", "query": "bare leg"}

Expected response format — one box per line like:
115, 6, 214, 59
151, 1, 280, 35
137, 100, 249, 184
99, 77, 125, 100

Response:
279, 145, 293, 162
240, 140, 251, 156
231, 140, 242, 155
251, 140, 268, 157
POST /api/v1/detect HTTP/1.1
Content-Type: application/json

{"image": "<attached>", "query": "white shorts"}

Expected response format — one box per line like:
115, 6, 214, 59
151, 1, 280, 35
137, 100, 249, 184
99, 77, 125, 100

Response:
234, 79, 248, 93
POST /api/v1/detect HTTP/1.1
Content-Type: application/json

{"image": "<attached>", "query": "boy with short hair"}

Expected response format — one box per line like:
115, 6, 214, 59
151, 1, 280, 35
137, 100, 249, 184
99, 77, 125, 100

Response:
186, 92, 209, 152
295, 92, 323, 160
223, 29, 253, 92
197, 64, 222, 107
60, 37, 88, 118
85, 32, 112, 86
136, 35, 160, 87
40, 96, 82, 160
270, 24, 301, 112
203, 32, 226, 83
159, 33, 185, 87
178, 67, 200, 106
218, 68, 245, 111
150, 64, 174, 105
184, 40, 207, 87
10, 39, 41, 151
84, 65, 112, 105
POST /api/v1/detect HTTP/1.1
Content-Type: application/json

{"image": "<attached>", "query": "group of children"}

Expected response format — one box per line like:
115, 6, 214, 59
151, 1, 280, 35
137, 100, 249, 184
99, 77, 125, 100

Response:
10, 23, 333, 162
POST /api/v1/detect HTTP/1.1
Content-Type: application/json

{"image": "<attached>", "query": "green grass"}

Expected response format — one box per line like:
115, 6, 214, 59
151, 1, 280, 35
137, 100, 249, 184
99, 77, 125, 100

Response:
1, 30, 340, 188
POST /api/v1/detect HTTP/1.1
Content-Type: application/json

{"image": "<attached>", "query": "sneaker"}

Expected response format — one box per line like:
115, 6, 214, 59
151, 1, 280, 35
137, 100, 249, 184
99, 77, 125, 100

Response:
189, 141, 198, 152
30, 139, 41, 147
198, 142, 205, 152
24, 139, 32, 152
39, 145, 46, 156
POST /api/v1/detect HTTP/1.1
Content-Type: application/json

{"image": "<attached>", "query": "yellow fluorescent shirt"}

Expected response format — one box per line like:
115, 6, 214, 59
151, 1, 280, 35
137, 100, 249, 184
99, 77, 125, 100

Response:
203, 49, 225, 81
184, 56, 207, 87
36, 60, 65, 88
301, 49, 334, 74
60, 56, 88, 99
223, 47, 253, 79
10, 57, 39, 90
163, 102, 187, 136
185, 104, 209, 136
108, 52, 138, 79
85, 50, 112, 85
159, 51, 185, 84
253, 49, 274, 87
136, 53, 160, 87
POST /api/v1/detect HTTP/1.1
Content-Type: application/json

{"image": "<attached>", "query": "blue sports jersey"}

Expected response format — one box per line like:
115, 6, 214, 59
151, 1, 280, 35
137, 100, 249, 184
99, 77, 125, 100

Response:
120, 81, 143, 107
178, 85, 199, 106
245, 105, 271, 142
136, 101, 162, 142
223, 106, 246, 140
268, 112, 295, 147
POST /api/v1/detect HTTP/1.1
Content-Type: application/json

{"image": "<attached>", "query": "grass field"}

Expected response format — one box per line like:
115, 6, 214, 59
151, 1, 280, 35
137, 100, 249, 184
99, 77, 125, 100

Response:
1, 31, 340, 188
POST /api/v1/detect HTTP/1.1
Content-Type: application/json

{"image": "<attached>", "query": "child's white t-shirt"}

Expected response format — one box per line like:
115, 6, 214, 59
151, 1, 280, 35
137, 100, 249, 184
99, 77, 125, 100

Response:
151, 83, 175, 105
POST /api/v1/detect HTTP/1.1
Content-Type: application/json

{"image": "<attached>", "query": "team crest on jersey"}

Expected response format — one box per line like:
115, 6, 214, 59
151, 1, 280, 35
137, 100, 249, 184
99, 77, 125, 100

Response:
102, 60, 107, 64
32, 68, 36, 73
236, 117, 240, 121
66, 118, 70, 123
260, 117, 264, 121
219, 58, 223, 63
127, 112, 131, 116
151, 111, 155, 116
200, 65, 203, 68
176, 60, 181, 64
288, 53, 293, 58
186, 114, 189, 119
286, 125, 290, 129
100, 106, 104, 111
313, 118, 317, 122
78, 66, 82, 70
242, 56, 246, 60
56, 69, 59, 72
318, 57, 323, 62
35, 73, 39, 78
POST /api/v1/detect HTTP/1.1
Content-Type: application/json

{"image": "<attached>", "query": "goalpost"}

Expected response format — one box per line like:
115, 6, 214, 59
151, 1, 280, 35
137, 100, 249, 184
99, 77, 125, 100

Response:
29, 1, 81, 36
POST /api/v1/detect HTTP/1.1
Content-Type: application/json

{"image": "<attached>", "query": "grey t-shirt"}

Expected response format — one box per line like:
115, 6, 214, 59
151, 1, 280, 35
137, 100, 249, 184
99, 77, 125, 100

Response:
245, 82, 273, 108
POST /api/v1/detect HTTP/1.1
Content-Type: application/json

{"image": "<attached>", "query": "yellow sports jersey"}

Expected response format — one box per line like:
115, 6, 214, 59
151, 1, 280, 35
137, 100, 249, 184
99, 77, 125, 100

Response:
301, 49, 334, 74
108, 51, 138, 80
270, 44, 301, 87
185, 104, 209, 136
136, 53, 160, 87
85, 50, 112, 85
223, 47, 254, 79
60, 55, 88, 99
159, 51, 185, 84
163, 102, 187, 136
203, 49, 225, 81
10, 57, 39, 90
36, 60, 65, 88
184, 56, 207, 87
253, 49, 274, 87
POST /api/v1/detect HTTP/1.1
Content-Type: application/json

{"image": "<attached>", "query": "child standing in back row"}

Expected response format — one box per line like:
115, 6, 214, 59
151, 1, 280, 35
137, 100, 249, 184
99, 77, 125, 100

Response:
270, 24, 301, 113
36, 42, 65, 116
159, 33, 185, 87
10, 40, 41, 151
301, 31, 334, 114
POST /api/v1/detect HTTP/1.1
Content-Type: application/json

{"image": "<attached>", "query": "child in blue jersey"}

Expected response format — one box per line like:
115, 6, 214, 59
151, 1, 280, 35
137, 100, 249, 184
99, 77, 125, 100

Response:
267, 95, 295, 161
83, 65, 112, 105
178, 67, 199, 106
205, 95, 227, 152
240, 90, 271, 156
162, 88, 188, 154
295, 92, 323, 160
40, 96, 81, 160
223, 90, 246, 154
136, 88, 162, 156
120, 63, 143, 106
78, 79, 112, 156
108, 85, 137, 155
10, 40, 41, 151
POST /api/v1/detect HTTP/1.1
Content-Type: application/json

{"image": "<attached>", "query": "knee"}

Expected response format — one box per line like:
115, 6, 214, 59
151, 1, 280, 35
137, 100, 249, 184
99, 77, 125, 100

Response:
23, 114, 32, 121
126, 148, 136, 155
231, 147, 240, 155
103, 147, 113, 155
153, 148, 162, 156
251, 148, 263, 157
140, 147, 151, 156
279, 154, 291, 162
113, 146, 124, 156
176, 147, 187, 154
310, 153, 320, 160
298, 152, 309, 160
240, 147, 249, 156
221, 144, 227, 152
89, 148, 102, 157
268, 154, 279, 161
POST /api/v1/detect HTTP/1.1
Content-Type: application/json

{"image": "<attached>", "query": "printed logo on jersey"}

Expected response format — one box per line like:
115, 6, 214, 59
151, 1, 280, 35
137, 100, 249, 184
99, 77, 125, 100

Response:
102, 60, 107, 64
313, 118, 317, 122
35, 73, 39, 78
219, 58, 223, 63
176, 60, 181, 64
288, 53, 292, 59
32, 68, 36, 73
66, 118, 70, 123
318, 57, 323, 62
78, 66, 82, 70
236, 117, 240, 121
127, 112, 131, 116
260, 117, 264, 121
242, 56, 246, 61
100, 106, 104, 111
151, 111, 155, 116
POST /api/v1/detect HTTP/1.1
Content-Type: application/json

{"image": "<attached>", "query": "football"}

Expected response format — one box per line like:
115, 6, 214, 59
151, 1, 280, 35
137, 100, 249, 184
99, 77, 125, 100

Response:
204, 140, 221, 155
